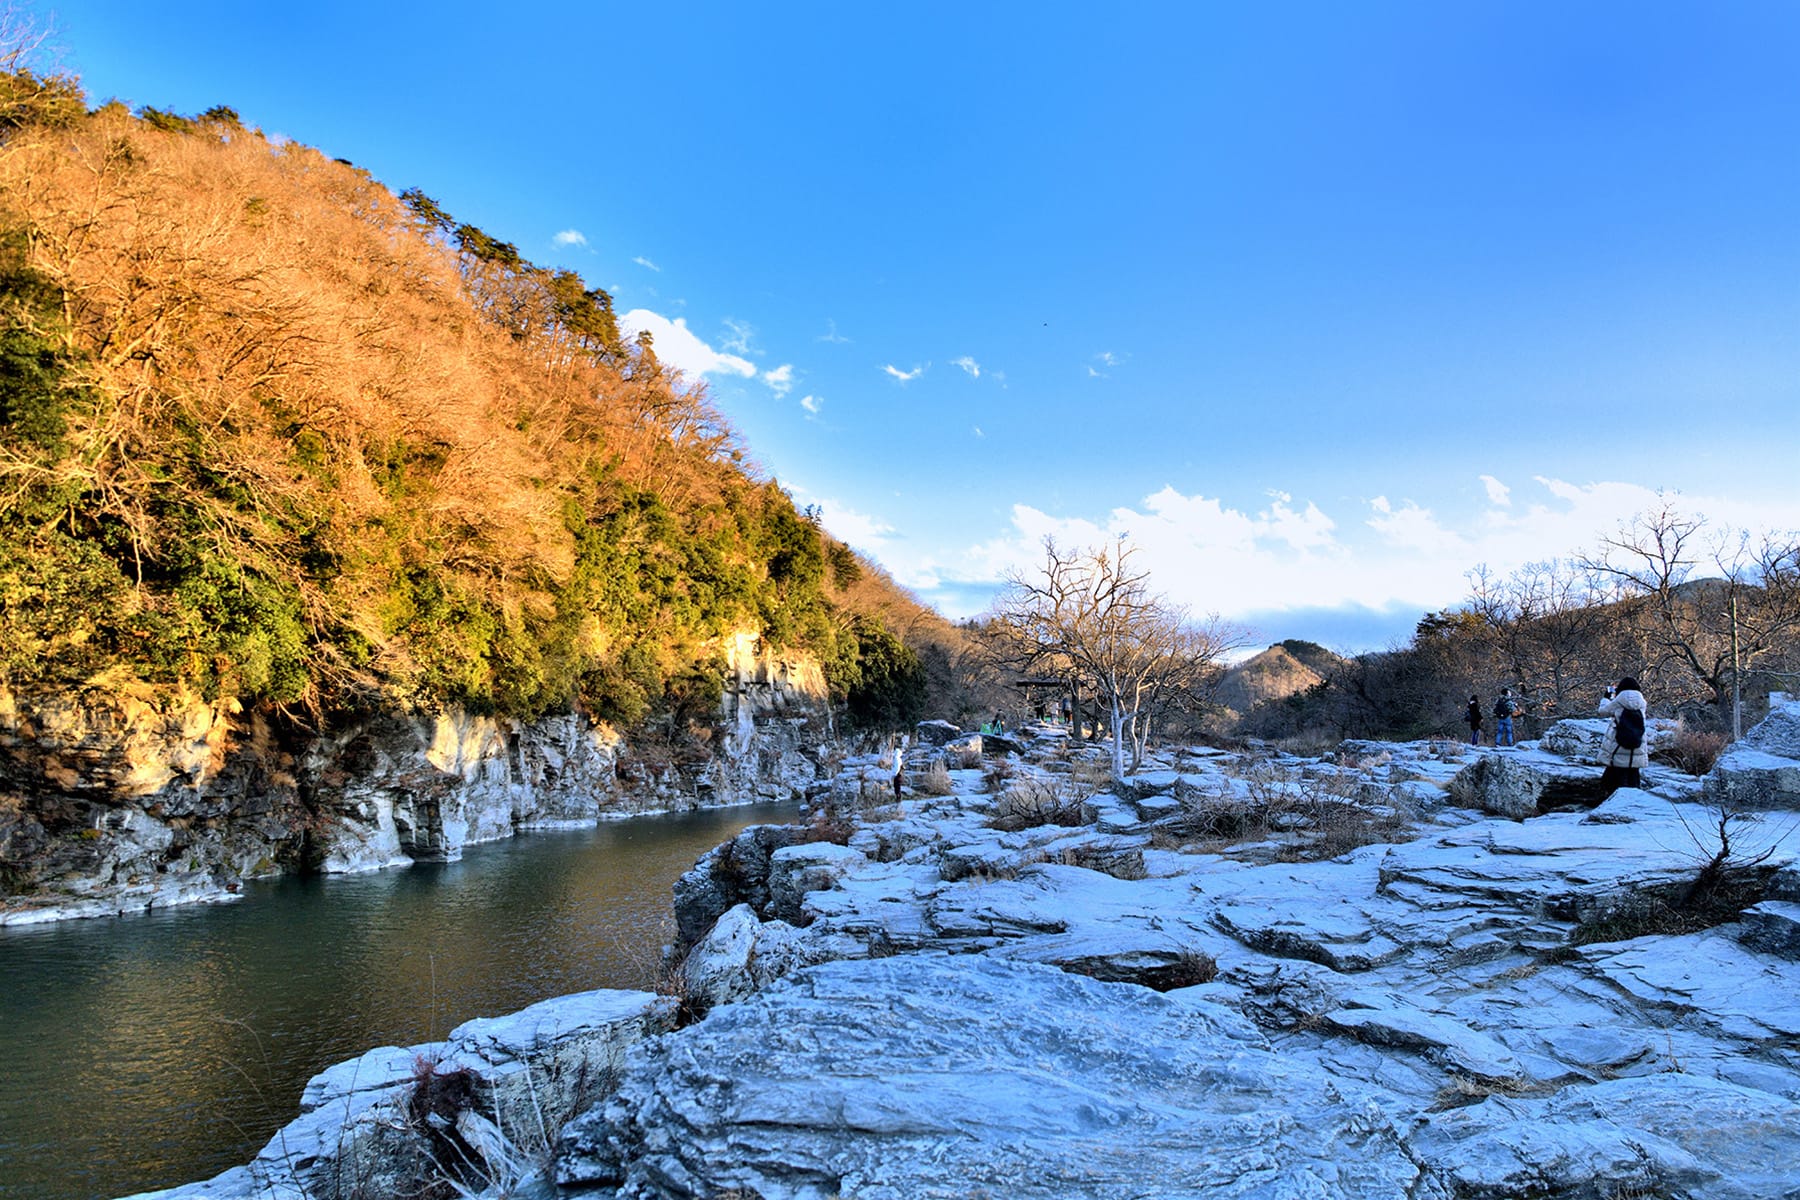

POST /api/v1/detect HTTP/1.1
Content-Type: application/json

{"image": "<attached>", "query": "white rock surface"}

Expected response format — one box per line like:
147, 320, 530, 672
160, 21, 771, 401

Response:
560, 956, 1436, 1200
560, 705, 1800, 1199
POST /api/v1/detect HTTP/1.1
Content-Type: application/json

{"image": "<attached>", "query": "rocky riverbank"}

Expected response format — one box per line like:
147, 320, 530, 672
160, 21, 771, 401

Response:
1, 632, 829, 926
133, 700, 1800, 1200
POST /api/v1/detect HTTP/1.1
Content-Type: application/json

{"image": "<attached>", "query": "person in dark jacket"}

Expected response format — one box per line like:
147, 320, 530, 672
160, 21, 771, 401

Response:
1598, 677, 1649, 794
1465, 694, 1482, 746
1492, 688, 1518, 747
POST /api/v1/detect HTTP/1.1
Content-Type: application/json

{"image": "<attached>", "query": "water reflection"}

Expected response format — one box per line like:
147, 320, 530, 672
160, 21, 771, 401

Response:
0, 803, 795, 1200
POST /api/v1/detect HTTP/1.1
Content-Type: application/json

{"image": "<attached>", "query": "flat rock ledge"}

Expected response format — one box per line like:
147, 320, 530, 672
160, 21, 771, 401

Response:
559, 955, 1428, 1200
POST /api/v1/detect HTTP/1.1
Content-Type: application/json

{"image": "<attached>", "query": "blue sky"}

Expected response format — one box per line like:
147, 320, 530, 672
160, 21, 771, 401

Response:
37, 1, 1800, 650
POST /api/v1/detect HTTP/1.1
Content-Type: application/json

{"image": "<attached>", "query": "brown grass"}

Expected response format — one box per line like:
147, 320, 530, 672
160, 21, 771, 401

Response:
1659, 725, 1728, 776
987, 777, 1090, 831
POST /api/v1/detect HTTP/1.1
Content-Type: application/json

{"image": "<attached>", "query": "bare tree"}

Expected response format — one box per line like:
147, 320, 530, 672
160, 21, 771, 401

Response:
1584, 500, 1800, 727
1463, 559, 1630, 726
984, 538, 1243, 778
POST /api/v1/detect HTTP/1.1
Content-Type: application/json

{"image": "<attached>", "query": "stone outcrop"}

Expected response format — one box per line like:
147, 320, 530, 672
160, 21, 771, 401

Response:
1, 632, 831, 925
126, 701, 1800, 1200
1701, 692, 1800, 812
126, 988, 676, 1200
558, 956, 1431, 1200
567, 707, 1799, 1200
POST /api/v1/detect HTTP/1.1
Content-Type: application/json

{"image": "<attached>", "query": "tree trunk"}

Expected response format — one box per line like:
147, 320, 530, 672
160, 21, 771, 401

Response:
1109, 692, 1125, 781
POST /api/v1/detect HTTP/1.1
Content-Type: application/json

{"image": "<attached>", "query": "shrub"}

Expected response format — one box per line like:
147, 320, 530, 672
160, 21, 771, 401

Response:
795, 807, 856, 846
981, 758, 1015, 794
1661, 725, 1728, 777
1157, 761, 1412, 862
915, 759, 954, 795
988, 777, 1089, 831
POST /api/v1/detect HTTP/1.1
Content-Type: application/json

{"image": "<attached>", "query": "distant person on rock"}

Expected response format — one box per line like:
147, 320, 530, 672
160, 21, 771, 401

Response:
1492, 688, 1518, 748
1598, 677, 1648, 794
891, 737, 905, 800
1465, 693, 1483, 745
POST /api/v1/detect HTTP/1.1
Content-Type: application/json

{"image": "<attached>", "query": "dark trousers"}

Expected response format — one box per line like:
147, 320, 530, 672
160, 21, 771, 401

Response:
1599, 764, 1641, 794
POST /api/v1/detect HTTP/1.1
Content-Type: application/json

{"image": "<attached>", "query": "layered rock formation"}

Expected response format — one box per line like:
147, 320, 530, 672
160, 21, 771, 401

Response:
577, 706, 1800, 1199
1, 633, 828, 925
122, 700, 1800, 1200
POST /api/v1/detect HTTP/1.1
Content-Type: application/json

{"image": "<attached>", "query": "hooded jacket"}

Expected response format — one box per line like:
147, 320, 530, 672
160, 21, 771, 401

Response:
1597, 688, 1649, 769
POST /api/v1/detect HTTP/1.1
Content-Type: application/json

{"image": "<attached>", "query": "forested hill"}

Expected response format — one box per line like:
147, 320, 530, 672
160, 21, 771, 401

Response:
0, 68, 957, 730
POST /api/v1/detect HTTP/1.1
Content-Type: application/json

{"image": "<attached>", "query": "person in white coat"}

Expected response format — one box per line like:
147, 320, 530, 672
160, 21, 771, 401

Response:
1598, 676, 1649, 793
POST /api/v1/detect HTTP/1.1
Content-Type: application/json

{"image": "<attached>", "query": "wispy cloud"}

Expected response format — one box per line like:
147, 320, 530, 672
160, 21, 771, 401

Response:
762, 364, 794, 396
817, 319, 850, 344
972, 425, 985, 438
1480, 474, 1511, 506
632, 255, 660, 271
952, 356, 981, 378
883, 363, 926, 383
800, 394, 823, 415
618, 308, 755, 380
721, 318, 756, 356
1087, 350, 1124, 378
554, 229, 587, 246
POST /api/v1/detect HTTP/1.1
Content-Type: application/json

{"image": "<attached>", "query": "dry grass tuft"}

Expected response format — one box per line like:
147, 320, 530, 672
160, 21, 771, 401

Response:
1660, 725, 1728, 776
915, 759, 955, 795
987, 777, 1090, 831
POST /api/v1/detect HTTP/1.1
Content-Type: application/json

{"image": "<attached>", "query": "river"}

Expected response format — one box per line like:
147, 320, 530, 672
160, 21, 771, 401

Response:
0, 802, 797, 1200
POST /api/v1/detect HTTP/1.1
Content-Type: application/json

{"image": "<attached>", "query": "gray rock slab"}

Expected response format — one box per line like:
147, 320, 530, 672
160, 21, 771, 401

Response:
1739, 899, 1800, 960
1410, 1073, 1800, 1200
557, 955, 1434, 1199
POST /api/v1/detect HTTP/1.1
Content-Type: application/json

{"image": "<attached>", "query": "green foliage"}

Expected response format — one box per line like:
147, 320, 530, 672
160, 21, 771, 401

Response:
136, 106, 196, 136
0, 68, 86, 139
826, 540, 862, 589
0, 232, 89, 454
0, 527, 136, 681
837, 616, 928, 731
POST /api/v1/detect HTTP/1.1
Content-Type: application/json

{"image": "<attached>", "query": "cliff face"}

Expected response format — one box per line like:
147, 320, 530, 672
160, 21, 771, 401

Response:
0, 636, 830, 925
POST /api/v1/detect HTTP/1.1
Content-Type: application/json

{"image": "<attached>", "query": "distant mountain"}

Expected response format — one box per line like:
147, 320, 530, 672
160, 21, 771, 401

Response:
1215, 641, 1346, 714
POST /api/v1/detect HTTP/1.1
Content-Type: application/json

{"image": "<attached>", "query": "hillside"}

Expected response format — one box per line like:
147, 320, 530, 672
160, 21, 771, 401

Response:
1214, 639, 1343, 715
0, 71, 966, 731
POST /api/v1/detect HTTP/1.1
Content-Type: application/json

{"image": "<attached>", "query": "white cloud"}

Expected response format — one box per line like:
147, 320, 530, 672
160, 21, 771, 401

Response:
952, 356, 981, 378
632, 255, 660, 271
818, 319, 850, 344
800, 394, 823, 414
554, 229, 587, 246
1481, 475, 1511, 506
1097, 351, 1120, 367
972, 425, 985, 438
786, 486, 896, 553
883, 363, 926, 383
720, 318, 756, 356
892, 476, 1800, 633
763, 364, 795, 396
1086, 365, 1103, 378
618, 309, 755, 380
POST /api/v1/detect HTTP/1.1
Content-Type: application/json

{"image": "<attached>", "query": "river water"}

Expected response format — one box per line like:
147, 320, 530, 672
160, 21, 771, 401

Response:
0, 802, 796, 1200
